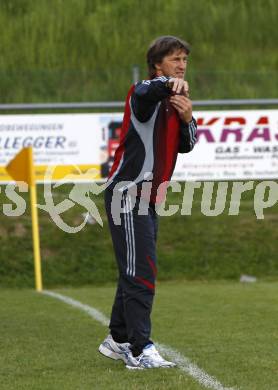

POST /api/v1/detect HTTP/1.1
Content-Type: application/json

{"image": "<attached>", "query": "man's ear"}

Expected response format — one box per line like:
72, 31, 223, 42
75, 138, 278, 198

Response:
155, 63, 162, 76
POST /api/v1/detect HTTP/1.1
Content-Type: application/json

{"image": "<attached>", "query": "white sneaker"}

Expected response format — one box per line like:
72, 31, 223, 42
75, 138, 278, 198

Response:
99, 334, 138, 366
126, 344, 176, 369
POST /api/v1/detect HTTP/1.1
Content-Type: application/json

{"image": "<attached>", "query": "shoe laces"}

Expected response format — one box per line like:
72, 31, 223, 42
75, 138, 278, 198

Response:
141, 345, 164, 361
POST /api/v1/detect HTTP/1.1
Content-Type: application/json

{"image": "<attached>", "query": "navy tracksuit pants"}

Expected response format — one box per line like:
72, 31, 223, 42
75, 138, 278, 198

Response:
105, 186, 158, 356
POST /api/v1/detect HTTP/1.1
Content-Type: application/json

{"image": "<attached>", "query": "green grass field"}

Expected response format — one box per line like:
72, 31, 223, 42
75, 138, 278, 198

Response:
1, 281, 277, 389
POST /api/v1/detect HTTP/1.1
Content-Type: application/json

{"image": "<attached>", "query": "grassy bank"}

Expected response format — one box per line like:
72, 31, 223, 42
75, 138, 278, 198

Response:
0, 0, 277, 102
0, 181, 277, 288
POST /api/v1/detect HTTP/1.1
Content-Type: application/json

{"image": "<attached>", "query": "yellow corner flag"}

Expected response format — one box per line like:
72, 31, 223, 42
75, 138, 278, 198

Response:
6, 147, 43, 292
6, 147, 34, 185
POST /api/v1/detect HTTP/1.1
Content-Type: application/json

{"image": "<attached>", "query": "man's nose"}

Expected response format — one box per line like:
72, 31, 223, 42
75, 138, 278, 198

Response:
178, 60, 186, 69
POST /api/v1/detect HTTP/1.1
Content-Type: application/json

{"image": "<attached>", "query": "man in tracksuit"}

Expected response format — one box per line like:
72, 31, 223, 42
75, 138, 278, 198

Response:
99, 36, 197, 369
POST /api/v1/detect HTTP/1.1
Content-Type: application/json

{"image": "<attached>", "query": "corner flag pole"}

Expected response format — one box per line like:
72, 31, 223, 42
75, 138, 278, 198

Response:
28, 147, 43, 292
6, 147, 43, 291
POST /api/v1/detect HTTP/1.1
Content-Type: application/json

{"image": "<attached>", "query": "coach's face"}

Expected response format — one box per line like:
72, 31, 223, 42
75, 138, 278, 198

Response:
155, 49, 188, 79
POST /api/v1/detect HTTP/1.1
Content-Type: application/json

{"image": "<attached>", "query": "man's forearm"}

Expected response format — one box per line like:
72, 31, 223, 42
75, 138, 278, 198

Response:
131, 77, 172, 122
134, 76, 171, 102
179, 117, 197, 153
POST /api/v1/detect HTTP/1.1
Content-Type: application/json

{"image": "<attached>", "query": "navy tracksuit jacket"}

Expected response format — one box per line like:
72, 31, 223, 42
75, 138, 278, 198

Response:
105, 76, 197, 356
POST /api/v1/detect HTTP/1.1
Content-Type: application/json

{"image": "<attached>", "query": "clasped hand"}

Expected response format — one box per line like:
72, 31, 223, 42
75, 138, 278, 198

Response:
168, 78, 192, 124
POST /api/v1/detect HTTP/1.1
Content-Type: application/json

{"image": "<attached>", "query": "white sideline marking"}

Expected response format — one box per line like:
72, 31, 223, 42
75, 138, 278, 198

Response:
42, 290, 109, 326
156, 343, 236, 390
41, 290, 237, 390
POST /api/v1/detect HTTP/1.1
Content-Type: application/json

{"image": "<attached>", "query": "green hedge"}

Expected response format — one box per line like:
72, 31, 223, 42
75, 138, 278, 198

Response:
0, 182, 277, 288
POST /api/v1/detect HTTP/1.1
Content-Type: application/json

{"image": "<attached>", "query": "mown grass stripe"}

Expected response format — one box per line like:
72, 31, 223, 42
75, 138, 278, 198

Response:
42, 290, 237, 390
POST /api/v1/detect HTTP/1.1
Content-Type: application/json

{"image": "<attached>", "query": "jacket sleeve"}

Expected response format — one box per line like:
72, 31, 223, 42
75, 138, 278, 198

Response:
179, 117, 198, 153
131, 76, 172, 122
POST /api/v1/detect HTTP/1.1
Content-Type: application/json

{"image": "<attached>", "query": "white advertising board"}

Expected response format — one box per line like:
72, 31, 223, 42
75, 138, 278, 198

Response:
1, 110, 277, 182
0, 113, 106, 181
173, 109, 278, 180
